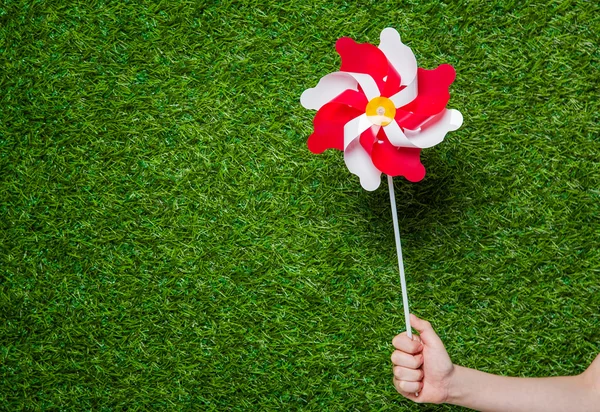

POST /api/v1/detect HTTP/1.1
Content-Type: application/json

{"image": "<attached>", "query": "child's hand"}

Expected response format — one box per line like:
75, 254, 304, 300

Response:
391, 314, 455, 404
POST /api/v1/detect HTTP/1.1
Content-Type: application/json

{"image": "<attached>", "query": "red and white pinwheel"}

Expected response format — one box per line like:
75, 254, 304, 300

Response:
301, 27, 463, 190
300, 28, 464, 340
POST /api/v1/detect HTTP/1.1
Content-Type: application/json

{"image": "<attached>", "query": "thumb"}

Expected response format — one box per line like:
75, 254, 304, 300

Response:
410, 314, 444, 348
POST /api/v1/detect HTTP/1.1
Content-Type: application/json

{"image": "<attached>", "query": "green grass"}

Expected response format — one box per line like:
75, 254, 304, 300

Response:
1, 0, 599, 410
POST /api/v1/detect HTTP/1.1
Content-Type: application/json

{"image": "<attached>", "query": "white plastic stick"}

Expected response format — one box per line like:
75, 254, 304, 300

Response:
387, 175, 412, 339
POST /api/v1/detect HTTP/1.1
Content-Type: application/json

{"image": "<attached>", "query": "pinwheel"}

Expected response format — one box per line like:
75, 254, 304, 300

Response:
300, 28, 463, 337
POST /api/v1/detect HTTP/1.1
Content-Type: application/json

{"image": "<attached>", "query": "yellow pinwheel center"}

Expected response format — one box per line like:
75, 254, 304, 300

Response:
366, 96, 396, 126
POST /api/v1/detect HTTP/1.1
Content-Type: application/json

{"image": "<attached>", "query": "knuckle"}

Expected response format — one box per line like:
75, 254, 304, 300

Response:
398, 380, 407, 391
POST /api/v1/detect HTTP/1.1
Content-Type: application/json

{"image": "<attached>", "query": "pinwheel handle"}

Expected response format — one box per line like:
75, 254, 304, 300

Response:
387, 175, 413, 339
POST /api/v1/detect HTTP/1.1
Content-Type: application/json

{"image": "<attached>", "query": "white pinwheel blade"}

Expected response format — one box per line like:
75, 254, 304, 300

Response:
344, 138, 382, 191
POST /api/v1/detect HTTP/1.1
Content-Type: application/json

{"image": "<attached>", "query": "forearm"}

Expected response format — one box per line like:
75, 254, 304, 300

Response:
448, 365, 597, 412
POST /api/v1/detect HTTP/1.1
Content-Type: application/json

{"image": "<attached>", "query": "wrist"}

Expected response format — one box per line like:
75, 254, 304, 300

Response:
445, 364, 467, 405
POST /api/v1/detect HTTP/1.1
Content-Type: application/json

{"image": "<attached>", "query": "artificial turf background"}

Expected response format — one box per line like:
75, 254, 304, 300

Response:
1, 0, 599, 410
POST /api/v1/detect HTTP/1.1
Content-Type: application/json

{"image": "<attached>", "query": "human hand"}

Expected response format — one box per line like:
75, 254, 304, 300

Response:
391, 314, 455, 404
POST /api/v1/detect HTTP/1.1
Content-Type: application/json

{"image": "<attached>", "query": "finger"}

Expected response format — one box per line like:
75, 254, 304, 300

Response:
392, 332, 423, 354
391, 350, 424, 369
410, 314, 444, 347
394, 378, 424, 402
393, 366, 424, 382
393, 378, 422, 394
